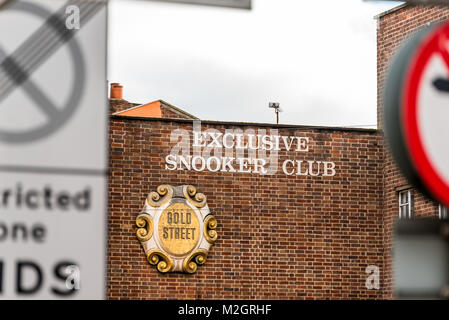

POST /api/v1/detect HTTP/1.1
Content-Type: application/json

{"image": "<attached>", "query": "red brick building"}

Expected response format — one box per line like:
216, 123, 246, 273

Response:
107, 4, 448, 300
376, 3, 449, 299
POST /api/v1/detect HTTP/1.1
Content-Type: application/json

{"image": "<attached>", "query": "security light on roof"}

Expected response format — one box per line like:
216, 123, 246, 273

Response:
269, 102, 282, 124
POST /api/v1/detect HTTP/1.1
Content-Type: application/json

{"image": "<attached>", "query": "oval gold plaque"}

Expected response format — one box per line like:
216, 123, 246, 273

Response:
137, 185, 217, 273
158, 202, 200, 256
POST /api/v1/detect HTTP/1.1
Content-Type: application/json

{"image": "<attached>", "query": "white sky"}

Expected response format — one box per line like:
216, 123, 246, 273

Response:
108, 0, 400, 127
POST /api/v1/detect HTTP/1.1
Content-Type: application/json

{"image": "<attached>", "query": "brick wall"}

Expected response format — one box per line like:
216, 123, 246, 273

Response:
377, 4, 449, 129
376, 4, 449, 298
107, 117, 385, 299
160, 106, 192, 119
110, 99, 140, 114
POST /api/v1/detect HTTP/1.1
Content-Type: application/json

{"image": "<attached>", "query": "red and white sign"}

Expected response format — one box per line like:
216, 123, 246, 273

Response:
402, 22, 449, 208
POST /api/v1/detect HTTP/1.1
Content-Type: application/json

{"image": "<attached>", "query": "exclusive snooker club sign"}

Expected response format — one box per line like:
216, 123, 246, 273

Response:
164, 127, 337, 177
136, 185, 217, 273
384, 21, 449, 208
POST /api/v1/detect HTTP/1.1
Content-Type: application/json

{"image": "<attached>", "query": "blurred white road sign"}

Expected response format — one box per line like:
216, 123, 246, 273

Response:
0, 0, 107, 299
401, 22, 449, 208
384, 22, 449, 209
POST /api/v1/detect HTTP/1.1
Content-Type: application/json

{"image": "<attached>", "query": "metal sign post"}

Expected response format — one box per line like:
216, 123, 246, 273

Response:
394, 219, 449, 299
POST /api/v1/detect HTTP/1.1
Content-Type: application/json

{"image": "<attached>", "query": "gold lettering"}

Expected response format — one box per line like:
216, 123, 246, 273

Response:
158, 203, 200, 256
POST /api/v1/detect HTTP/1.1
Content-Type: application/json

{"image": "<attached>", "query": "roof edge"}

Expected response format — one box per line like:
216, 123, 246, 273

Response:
374, 3, 408, 20
113, 99, 199, 120
110, 114, 379, 133
112, 102, 152, 115
159, 99, 200, 120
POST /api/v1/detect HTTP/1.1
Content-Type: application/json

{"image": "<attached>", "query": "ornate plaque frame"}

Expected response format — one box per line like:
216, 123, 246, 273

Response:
136, 185, 217, 273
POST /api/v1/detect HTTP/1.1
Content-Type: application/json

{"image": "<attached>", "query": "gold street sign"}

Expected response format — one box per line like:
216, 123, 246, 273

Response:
135, 185, 217, 273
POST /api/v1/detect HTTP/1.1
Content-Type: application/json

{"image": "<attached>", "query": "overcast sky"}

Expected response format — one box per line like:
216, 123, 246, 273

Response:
108, 0, 400, 127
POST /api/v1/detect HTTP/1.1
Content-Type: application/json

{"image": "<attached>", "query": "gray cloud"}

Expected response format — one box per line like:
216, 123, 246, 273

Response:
108, 0, 398, 127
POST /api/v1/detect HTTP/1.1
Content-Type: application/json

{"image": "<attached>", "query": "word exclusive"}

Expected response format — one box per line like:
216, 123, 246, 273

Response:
192, 131, 310, 151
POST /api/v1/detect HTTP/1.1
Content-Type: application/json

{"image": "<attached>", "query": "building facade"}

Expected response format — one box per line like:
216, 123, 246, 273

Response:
376, 3, 449, 298
106, 4, 449, 299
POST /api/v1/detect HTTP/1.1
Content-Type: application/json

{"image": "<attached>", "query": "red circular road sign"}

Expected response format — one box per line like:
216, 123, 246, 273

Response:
402, 22, 449, 207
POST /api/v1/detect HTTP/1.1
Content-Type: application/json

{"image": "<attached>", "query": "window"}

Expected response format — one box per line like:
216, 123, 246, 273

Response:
439, 205, 448, 219
399, 190, 414, 219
